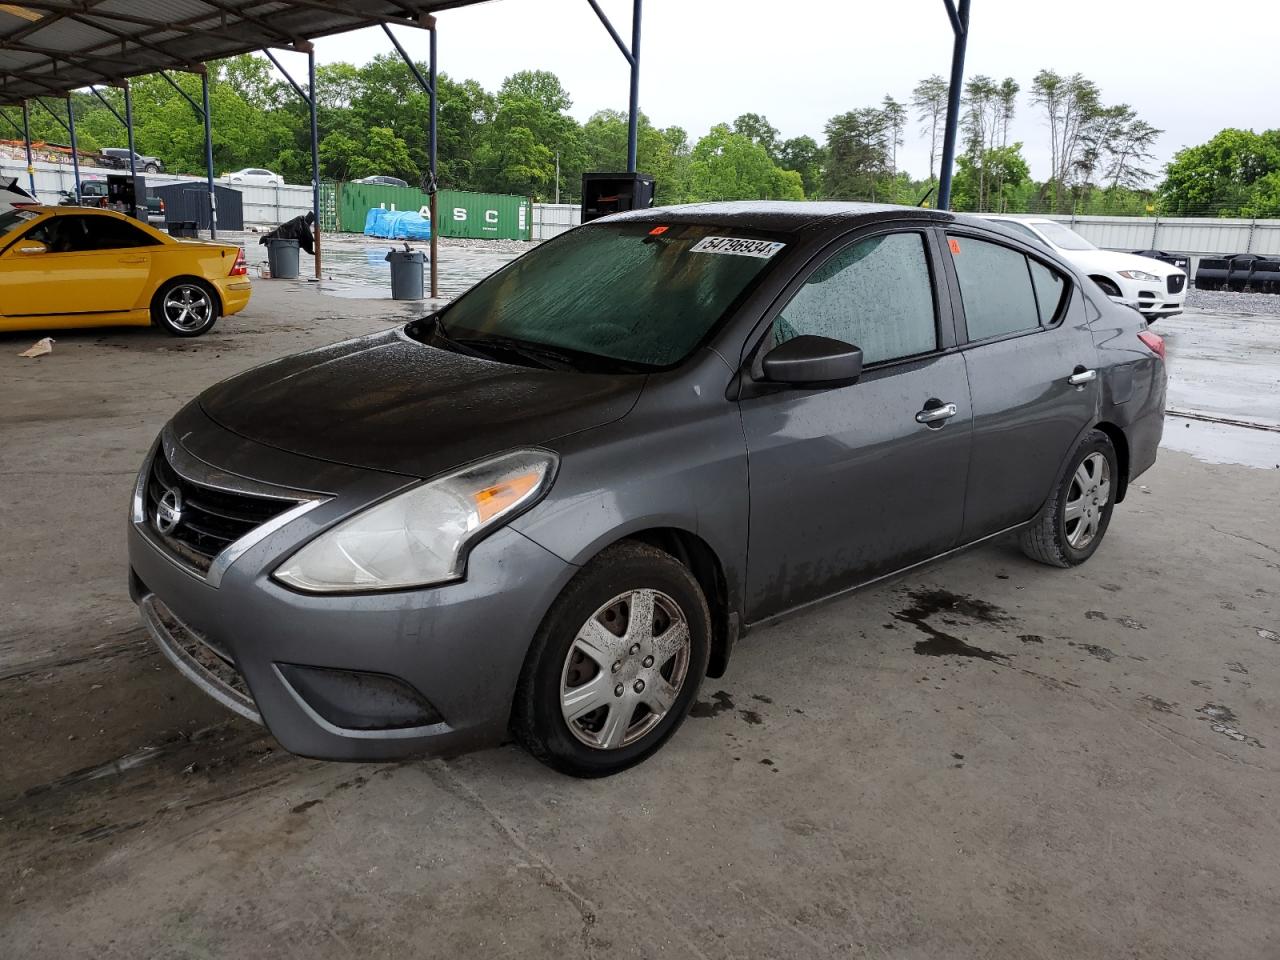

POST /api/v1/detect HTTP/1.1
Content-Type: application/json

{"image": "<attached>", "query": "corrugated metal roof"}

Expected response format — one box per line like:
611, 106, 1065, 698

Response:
0, 0, 490, 104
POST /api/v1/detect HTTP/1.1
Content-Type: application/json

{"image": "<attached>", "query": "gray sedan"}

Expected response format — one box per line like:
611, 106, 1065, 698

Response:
128, 202, 1166, 777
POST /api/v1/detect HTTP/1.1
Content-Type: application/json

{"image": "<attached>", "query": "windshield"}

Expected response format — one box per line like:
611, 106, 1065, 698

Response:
1033, 221, 1096, 251
432, 222, 786, 370
0, 208, 38, 237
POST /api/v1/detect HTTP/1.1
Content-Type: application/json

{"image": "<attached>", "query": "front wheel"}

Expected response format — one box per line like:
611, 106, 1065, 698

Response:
152, 278, 219, 337
1020, 429, 1118, 567
512, 542, 711, 778
1094, 277, 1122, 299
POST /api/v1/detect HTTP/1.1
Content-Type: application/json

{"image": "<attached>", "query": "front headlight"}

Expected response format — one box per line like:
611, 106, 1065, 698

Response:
1117, 269, 1160, 282
273, 449, 557, 593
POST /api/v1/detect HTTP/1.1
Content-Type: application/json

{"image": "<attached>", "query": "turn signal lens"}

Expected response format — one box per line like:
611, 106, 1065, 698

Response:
473, 471, 541, 523
1138, 330, 1165, 361
229, 246, 248, 276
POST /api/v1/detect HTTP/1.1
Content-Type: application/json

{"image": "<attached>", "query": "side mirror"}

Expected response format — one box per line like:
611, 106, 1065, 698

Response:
16, 241, 48, 256
760, 335, 864, 387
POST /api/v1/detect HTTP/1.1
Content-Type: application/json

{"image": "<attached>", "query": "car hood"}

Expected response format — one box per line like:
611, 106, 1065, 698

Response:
199, 328, 644, 478
1060, 247, 1182, 277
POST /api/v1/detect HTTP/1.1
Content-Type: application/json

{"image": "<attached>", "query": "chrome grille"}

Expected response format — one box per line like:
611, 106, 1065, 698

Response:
146, 448, 297, 572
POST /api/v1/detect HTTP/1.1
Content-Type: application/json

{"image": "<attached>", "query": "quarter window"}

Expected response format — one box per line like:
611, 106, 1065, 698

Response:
1028, 259, 1067, 323
770, 232, 937, 365
948, 235, 1041, 341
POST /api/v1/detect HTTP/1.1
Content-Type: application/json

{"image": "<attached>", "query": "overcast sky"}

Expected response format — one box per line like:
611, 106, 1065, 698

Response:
309, 0, 1275, 184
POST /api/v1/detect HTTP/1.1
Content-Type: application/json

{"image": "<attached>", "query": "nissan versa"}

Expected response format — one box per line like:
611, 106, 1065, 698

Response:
129, 202, 1166, 777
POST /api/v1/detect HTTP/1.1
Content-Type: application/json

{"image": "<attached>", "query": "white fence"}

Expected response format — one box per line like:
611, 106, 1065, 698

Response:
1045, 214, 1280, 260
532, 202, 581, 240
1, 157, 313, 225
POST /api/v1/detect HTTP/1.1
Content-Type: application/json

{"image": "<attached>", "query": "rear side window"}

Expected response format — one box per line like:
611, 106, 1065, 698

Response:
949, 235, 1042, 341
1028, 259, 1067, 323
771, 232, 937, 365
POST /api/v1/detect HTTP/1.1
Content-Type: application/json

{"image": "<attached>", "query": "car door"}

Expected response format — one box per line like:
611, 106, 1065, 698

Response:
0, 214, 156, 319
737, 227, 972, 622
940, 229, 1099, 541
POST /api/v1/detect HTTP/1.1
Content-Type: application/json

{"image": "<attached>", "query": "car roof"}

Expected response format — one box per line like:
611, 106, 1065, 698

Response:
604, 200, 961, 234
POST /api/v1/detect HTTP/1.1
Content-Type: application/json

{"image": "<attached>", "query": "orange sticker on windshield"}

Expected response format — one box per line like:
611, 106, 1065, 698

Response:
648, 225, 669, 235
948, 238, 961, 255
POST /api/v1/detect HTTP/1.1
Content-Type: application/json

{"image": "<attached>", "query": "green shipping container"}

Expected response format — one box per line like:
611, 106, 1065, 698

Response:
335, 182, 531, 241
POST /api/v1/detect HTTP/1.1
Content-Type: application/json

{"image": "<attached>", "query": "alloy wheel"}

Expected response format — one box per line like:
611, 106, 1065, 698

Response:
163, 284, 214, 332
1064, 452, 1111, 550
560, 588, 691, 750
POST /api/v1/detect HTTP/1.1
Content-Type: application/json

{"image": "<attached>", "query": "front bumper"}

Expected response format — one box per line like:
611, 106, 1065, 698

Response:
129, 409, 577, 761
1116, 277, 1185, 319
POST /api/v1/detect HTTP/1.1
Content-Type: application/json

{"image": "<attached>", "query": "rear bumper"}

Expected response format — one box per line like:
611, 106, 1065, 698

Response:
215, 278, 252, 317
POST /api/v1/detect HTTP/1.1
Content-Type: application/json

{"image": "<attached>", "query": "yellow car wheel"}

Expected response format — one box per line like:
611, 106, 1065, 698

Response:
152, 278, 220, 337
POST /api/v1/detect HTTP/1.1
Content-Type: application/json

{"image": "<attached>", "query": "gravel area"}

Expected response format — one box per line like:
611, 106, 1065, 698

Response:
1186, 286, 1280, 315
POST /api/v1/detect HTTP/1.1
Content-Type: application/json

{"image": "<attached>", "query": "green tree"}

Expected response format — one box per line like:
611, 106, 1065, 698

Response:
779, 135, 823, 197
732, 113, 780, 159
1159, 128, 1280, 216
688, 124, 803, 201
822, 108, 889, 200
912, 74, 949, 182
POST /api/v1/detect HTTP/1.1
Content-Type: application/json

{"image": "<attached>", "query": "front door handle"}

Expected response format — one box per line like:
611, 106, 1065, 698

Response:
915, 401, 958, 425
1068, 367, 1097, 386
118, 256, 147, 264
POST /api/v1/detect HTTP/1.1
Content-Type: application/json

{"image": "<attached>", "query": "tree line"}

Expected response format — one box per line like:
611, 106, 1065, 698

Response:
8, 54, 1273, 218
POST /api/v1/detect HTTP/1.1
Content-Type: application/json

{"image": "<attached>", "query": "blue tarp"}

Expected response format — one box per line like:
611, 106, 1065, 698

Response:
363, 207, 432, 240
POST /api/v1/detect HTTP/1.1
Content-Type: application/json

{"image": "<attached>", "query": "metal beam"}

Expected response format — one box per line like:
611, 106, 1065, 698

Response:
87, 84, 126, 127
201, 70, 216, 238
382, 19, 439, 298
0, 108, 22, 138
584, 0, 641, 172
123, 80, 137, 177
22, 100, 35, 194
67, 94, 80, 203
309, 47, 321, 280
157, 70, 205, 119
262, 48, 310, 103
937, 0, 969, 211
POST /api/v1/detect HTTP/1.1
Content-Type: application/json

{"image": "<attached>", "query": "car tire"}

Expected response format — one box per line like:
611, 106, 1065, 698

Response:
1020, 429, 1118, 568
144, 163, 158, 173
151, 278, 220, 337
512, 541, 711, 778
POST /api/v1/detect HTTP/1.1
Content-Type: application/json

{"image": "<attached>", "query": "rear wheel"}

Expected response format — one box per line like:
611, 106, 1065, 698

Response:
152, 278, 219, 337
1020, 430, 1118, 568
513, 542, 710, 778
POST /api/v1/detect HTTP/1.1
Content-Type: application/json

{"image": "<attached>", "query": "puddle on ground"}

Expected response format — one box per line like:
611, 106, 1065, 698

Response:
689, 690, 735, 718
1161, 417, 1280, 470
1196, 702, 1264, 748
894, 588, 1012, 662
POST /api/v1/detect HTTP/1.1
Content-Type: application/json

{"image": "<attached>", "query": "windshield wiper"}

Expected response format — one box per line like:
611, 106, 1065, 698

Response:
452, 335, 580, 371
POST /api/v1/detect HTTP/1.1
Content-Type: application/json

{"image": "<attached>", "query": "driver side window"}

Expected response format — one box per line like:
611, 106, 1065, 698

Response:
770, 232, 938, 365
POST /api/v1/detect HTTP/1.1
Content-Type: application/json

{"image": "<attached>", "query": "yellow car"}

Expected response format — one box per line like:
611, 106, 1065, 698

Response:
0, 205, 251, 337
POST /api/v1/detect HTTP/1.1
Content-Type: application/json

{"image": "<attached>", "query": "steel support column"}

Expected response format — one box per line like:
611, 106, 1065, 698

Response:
937, 0, 970, 211
200, 71, 216, 238
428, 19, 438, 299
67, 96, 80, 203
585, 0, 642, 172
124, 81, 137, 178
22, 100, 35, 195
383, 17, 438, 299
308, 47, 321, 279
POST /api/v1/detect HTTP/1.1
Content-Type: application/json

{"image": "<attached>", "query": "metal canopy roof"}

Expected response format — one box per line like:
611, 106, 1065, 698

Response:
0, 0, 490, 104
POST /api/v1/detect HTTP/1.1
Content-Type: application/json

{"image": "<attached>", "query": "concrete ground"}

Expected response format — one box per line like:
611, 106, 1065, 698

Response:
1, 280, 1278, 959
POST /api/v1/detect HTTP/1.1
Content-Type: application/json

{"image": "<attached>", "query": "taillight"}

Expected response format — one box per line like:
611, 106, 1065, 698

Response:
1138, 330, 1165, 361
229, 247, 247, 277
158, 199, 165, 213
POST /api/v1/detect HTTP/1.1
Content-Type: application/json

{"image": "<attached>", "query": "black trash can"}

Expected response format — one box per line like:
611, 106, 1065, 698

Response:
265, 238, 300, 280
386, 248, 426, 300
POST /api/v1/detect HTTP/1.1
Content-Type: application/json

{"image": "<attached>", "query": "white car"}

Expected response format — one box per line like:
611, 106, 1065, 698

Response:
983, 215, 1186, 322
224, 168, 283, 187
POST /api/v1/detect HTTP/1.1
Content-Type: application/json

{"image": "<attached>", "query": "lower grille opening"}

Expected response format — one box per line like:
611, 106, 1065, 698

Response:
277, 664, 444, 731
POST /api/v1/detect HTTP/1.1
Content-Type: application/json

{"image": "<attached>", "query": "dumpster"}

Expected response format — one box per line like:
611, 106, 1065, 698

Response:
1195, 253, 1280, 293
386, 247, 426, 300
265, 237, 300, 279
1131, 249, 1190, 276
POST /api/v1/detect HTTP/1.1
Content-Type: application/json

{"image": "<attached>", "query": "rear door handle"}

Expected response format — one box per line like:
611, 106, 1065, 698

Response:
915, 401, 958, 425
1068, 367, 1097, 386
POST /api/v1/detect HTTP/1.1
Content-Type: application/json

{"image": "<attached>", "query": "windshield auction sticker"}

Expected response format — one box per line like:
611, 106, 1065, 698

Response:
690, 236, 786, 259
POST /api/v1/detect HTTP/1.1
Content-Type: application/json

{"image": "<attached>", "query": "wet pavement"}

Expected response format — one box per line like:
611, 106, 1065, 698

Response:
1, 281, 1278, 958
